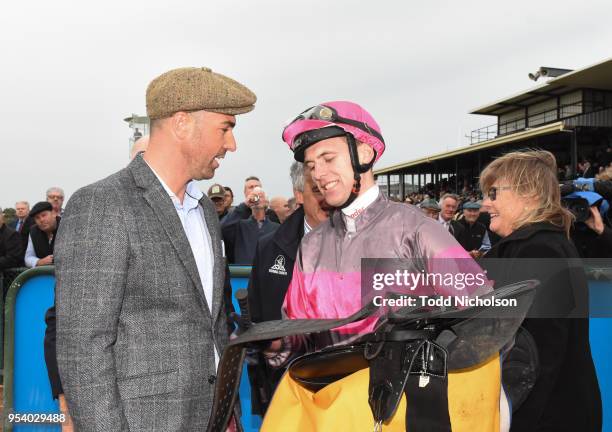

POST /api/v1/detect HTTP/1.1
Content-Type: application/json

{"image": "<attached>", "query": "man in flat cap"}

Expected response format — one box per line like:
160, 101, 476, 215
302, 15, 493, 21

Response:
418, 198, 441, 220
55, 67, 256, 431
24, 201, 60, 268
455, 200, 491, 258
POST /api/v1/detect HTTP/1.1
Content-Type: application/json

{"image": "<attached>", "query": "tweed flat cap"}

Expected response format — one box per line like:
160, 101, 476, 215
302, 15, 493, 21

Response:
146, 67, 256, 120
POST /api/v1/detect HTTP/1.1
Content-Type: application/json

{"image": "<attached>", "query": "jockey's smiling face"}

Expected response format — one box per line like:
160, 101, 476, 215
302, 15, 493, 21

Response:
304, 136, 353, 208
303, 136, 375, 208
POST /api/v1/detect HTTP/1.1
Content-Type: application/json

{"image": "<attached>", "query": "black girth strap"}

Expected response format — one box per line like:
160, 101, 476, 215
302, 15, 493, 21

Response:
368, 333, 451, 431
404, 342, 451, 432
405, 373, 451, 431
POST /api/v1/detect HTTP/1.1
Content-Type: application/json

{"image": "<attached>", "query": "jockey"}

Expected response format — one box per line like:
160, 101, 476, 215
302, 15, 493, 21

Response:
262, 101, 509, 431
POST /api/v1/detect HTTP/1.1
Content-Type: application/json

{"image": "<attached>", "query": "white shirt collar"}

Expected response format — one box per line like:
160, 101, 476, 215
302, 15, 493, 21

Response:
304, 219, 312, 234
342, 184, 379, 219
438, 214, 452, 227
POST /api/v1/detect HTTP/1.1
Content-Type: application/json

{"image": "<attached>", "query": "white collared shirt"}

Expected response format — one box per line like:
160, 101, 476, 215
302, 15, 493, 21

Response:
146, 164, 219, 366
438, 214, 451, 230
341, 184, 379, 232
304, 219, 312, 235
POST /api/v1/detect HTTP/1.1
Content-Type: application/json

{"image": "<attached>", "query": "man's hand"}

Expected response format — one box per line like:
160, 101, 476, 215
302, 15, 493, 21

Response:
58, 393, 74, 432
585, 206, 605, 235
245, 187, 266, 210
37, 255, 54, 266
244, 192, 260, 209
468, 250, 483, 259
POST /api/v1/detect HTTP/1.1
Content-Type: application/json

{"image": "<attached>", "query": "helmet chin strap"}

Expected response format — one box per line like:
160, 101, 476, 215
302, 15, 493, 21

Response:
333, 133, 377, 211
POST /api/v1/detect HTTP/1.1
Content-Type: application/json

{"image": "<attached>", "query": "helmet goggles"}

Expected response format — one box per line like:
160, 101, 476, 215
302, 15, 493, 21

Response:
284, 105, 385, 153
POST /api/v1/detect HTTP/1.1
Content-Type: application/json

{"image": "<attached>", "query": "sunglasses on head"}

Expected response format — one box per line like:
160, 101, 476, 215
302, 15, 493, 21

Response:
486, 186, 513, 201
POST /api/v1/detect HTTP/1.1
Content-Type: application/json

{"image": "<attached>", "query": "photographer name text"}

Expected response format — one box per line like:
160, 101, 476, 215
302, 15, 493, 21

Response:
372, 295, 517, 308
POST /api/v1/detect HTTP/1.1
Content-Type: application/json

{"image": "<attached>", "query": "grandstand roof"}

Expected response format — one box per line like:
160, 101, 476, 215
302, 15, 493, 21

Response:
373, 121, 565, 175
471, 57, 612, 116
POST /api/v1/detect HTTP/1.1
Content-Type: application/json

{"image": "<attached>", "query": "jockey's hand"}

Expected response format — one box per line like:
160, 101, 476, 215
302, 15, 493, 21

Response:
264, 338, 283, 354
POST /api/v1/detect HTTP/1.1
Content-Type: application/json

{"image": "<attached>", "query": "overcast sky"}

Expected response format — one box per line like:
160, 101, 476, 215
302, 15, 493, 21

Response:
2, 0, 612, 208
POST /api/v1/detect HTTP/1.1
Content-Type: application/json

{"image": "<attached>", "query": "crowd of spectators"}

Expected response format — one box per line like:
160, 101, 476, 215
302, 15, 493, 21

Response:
4, 147, 611, 276
559, 147, 612, 180
0, 187, 66, 278
190, 175, 299, 266
4, 151, 610, 275
0, 173, 302, 284
386, 152, 612, 260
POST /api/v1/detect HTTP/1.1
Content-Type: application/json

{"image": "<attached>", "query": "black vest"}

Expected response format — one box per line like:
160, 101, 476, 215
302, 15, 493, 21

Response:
30, 217, 60, 258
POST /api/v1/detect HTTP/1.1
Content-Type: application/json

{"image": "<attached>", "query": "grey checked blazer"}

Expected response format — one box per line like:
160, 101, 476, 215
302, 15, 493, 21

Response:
55, 155, 230, 431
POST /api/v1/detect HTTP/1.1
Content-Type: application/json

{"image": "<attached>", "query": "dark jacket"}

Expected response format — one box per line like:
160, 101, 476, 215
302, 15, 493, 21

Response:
0, 224, 23, 270
477, 211, 502, 246
266, 209, 280, 224
594, 179, 612, 203
443, 218, 464, 240
455, 218, 487, 252
571, 223, 612, 258
8, 215, 34, 253
246, 206, 305, 414
249, 206, 304, 322
484, 222, 602, 432
30, 217, 60, 258
217, 209, 229, 222
221, 204, 279, 265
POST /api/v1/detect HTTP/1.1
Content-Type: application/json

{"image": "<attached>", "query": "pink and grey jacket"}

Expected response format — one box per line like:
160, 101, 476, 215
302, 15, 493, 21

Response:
267, 191, 490, 366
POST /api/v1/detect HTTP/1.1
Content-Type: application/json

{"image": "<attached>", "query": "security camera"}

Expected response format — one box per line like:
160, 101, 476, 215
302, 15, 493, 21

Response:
528, 72, 540, 81
528, 67, 573, 82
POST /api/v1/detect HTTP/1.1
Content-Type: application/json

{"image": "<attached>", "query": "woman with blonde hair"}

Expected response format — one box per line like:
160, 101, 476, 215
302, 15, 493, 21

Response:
481, 149, 601, 431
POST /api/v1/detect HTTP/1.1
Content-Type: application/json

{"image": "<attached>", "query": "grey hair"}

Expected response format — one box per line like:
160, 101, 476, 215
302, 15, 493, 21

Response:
15, 201, 30, 208
290, 161, 304, 192
46, 187, 65, 197
440, 193, 459, 204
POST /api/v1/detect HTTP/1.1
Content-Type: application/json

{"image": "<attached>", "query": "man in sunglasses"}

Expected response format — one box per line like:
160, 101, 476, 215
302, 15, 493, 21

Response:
261, 101, 505, 431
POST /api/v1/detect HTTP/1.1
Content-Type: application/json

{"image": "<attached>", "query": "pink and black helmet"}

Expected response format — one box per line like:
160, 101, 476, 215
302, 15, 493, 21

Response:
282, 101, 385, 208
282, 101, 385, 163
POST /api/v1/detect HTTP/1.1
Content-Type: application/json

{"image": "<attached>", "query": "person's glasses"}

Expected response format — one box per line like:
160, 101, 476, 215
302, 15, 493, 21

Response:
47, 195, 63, 200
486, 186, 512, 201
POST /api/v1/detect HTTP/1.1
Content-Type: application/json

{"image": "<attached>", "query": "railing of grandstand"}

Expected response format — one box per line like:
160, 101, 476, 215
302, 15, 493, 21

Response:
469, 100, 604, 145
471, 124, 498, 144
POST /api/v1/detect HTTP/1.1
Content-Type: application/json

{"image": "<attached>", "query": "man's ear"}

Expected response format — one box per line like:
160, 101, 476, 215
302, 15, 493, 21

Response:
356, 142, 375, 165
294, 189, 304, 205
170, 111, 195, 141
